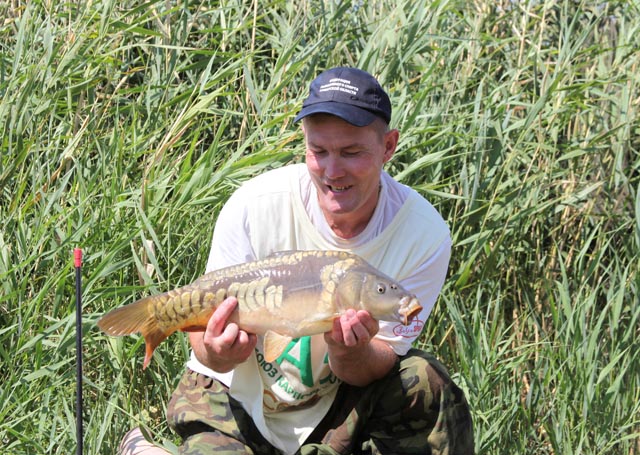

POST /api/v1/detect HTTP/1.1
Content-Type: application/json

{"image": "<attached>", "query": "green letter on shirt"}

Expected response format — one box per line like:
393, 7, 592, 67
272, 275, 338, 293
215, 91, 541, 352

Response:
276, 337, 313, 387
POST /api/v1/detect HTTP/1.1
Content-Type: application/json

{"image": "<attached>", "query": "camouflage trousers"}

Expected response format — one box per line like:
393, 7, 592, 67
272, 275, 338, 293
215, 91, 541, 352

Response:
166, 349, 474, 455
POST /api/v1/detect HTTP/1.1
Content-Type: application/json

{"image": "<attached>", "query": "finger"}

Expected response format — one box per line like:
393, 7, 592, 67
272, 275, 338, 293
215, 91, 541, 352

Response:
205, 297, 238, 337
350, 320, 371, 344
324, 315, 342, 346
235, 330, 258, 353
340, 309, 358, 347
222, 328, 257, 363
218, 322, 240, 349
202, 321, 234, 353
356, 310, 379, 336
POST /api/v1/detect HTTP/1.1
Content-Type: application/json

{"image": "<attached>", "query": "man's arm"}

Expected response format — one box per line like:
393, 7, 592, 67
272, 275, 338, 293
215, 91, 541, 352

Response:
324, 309, 398, 387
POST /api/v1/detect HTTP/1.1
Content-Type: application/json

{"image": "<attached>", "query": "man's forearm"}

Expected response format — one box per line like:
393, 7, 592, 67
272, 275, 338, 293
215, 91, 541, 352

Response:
327, 338, 397, 387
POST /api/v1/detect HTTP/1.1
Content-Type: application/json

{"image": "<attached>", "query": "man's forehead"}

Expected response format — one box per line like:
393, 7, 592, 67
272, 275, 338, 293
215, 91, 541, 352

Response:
305, 136, 371, 150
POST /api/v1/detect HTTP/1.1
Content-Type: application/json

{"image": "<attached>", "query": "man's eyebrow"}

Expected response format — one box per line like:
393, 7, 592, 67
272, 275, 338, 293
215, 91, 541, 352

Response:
307, 140, 367, 150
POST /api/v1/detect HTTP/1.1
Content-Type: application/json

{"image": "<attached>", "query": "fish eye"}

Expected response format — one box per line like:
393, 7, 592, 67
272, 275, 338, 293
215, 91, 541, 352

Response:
377, 283, 386, 294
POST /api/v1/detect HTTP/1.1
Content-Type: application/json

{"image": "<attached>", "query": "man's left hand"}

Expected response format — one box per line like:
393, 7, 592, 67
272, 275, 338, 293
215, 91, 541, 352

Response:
325, 309, 379, 349
323, 309, 396, 386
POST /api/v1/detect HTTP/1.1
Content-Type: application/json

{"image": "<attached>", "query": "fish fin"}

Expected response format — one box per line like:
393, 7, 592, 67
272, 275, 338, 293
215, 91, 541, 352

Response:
97, 298, 152, 336
295, 315, 336, 334
263, 330, 292, 363
140, 320, 169, 369
97, 296, 170, 369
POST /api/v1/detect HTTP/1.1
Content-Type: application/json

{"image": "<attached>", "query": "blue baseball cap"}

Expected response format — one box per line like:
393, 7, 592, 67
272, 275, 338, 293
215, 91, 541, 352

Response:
294, 67, 391, 126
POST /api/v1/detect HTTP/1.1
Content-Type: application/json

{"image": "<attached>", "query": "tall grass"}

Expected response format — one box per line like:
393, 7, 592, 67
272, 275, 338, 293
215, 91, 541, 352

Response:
1, 0, 638, 453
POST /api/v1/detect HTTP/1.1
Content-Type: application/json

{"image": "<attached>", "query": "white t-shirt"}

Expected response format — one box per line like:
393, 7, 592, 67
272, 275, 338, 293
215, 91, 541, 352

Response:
187, 164, 451, 454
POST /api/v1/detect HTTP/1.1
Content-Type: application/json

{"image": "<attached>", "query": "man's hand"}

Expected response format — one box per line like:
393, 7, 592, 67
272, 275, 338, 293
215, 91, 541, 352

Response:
325, 309, 379, 348
324, 309, 397, 386
189, 297, 257, 373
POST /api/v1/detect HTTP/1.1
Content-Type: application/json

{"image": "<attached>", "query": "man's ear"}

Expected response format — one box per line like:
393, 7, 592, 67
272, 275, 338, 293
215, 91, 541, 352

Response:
383, 129, 399, 163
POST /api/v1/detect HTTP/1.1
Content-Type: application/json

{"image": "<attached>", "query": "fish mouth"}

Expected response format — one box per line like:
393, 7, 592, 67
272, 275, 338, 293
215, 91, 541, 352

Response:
399, 296, 422, 325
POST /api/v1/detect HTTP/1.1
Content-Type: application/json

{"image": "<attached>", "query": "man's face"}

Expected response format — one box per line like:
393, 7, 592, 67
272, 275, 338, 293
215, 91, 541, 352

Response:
303, 114, 398, 238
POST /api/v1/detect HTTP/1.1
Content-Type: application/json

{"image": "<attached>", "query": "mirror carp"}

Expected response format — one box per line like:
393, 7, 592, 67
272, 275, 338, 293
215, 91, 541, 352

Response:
97, 250, 422, 368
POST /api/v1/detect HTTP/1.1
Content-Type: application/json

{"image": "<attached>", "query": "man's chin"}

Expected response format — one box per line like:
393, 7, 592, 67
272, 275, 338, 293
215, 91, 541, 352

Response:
321, 199, 353, 215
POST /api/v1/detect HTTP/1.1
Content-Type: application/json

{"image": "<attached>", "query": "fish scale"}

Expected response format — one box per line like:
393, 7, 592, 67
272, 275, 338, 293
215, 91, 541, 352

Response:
98, 250, 423, 368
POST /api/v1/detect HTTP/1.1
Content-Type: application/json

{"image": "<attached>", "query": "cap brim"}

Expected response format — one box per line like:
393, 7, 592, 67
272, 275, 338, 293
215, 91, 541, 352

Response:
293, 102, 378, 127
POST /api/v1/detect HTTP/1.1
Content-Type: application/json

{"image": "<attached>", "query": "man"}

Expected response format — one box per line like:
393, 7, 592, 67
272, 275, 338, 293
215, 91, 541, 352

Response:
121, 67, 473, 454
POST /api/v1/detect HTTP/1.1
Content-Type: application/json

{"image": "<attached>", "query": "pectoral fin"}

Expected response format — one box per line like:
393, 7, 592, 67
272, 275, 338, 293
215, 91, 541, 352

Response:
263, 330, 293, 363
295, 315, 336, 334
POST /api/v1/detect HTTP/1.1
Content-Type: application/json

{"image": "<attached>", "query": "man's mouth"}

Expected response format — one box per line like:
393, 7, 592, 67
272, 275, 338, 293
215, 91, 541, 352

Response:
327, 184, 352, 193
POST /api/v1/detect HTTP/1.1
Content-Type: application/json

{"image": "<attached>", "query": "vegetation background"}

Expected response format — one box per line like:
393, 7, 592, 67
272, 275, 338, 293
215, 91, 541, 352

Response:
1, 0, 638, 453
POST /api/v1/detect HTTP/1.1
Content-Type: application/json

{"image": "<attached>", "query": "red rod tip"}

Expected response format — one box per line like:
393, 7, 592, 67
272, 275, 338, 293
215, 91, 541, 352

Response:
74, 248, 83, 267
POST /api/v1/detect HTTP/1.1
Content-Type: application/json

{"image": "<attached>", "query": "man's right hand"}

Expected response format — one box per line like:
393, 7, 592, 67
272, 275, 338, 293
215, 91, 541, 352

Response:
188, 297, 257, 373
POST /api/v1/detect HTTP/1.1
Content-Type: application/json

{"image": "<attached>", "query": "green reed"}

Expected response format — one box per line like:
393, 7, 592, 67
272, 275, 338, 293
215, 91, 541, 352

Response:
1, 0, 638, 453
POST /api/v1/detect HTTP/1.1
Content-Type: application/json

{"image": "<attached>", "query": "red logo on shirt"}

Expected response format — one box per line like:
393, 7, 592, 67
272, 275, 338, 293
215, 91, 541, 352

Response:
393, 318, 424, 338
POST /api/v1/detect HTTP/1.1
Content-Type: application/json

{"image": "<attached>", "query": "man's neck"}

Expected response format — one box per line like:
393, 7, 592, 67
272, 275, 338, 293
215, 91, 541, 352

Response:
325, 216, 369, 239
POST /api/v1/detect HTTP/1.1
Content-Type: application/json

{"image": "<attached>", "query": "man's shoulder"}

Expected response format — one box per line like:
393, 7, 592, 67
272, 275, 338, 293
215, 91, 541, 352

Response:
382, 173, 448, 231
405, 194, 450, 243
242, 164, 305, 190
239, 163, 304, 194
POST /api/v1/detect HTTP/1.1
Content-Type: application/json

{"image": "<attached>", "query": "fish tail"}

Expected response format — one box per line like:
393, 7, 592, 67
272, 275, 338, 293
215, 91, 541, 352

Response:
97, 296, 169, 369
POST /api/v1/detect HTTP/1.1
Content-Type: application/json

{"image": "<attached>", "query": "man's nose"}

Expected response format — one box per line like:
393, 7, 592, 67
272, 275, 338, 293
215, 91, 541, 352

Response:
324, 154, 345, 180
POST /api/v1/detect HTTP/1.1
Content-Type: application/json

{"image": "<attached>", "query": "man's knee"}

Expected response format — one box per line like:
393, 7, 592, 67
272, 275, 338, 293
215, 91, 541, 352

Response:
397, 349, 454, 412
398, 349, 475, 453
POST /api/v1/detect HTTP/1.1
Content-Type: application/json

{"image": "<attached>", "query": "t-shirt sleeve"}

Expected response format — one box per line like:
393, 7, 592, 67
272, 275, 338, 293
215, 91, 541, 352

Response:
205, 187, 257, 273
